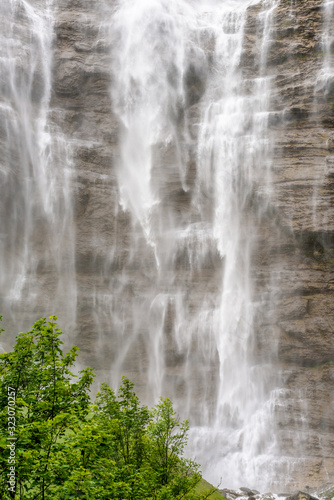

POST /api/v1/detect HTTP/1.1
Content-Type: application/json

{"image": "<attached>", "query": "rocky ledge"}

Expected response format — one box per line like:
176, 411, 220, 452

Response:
221, 485, 334, 500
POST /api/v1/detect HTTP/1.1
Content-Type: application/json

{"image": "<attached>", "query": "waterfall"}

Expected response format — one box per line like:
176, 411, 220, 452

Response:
0, 0, 76, 336
0, 0, 333, 492
109, 0, 282, 488
319, 0, 334, 94
189, 0, 282, 488
312, 0, 334, 229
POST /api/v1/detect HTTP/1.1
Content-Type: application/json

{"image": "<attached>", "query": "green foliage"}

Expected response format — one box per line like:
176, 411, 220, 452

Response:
147, 397, 198, 493
195, 479, 225, 500
95, 378, 151, 469
0, 316, 95, 499
0, 317, 219, 499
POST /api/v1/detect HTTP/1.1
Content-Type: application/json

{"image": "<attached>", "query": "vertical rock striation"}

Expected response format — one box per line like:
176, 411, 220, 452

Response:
247, 0, 334, 487
0, 0, 333, 491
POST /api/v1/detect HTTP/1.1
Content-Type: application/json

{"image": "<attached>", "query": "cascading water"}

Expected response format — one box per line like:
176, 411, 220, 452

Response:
1, 0, 333, 492
188, 1, 283, 488
0, 0, 76, 336
312, 0, 334, 228
319, 0, 334, 93
109, 0, 282, 488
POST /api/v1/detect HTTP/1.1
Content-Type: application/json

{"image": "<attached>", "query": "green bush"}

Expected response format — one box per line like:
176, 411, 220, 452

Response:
0, 317, 219, 500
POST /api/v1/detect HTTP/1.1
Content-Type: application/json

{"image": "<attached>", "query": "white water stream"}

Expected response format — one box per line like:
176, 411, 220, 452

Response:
1, 0, 332, 491
319, 0, 334, 93
0, 0, 76, 333
110, 0, 282, 488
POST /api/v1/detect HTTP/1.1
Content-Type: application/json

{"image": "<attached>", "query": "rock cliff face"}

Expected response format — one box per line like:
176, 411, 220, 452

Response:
246, 0, 334, 487
0, 0, 333, 491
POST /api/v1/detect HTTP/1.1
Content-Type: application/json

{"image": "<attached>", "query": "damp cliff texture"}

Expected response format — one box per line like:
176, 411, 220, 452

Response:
1, 0, 333, 491
245, 0, 334, 488
50, 0, 334, 488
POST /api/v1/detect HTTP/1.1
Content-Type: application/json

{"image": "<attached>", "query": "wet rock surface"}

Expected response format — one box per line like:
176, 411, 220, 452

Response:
221, 486, 334, 500
243, 0, 334, 488
0, 0, 333, 490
